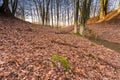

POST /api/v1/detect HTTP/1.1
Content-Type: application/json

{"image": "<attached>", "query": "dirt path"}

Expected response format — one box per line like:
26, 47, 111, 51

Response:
0, 16, 120, 80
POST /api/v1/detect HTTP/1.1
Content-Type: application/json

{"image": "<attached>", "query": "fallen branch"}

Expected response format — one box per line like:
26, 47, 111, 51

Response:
51, 40, 78, 48
55, 31, 70, 34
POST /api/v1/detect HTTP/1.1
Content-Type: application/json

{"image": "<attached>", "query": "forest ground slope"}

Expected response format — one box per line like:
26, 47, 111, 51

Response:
88, 14, 120, 44
0, 15, 120, 80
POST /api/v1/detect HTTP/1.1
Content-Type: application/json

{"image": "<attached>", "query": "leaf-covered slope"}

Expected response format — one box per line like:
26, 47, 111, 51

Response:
0, 16, 120, 80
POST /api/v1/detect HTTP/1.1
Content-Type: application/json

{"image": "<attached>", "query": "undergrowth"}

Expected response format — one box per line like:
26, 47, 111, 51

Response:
51, 55, 71, 72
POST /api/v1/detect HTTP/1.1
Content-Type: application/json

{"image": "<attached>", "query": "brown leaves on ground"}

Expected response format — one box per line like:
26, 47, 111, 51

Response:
0, 15, 120, 79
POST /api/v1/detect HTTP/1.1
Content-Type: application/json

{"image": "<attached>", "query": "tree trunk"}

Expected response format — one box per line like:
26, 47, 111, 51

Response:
11, 0, 18, 16
20, 0, 25, 20
80, 24, 85, 36
56, 0, 59, 27
45, 0, 50, 25
67, 0, 69, 25
100, 0, 108, 19
0, 0, 11, 15
79, 0, 92, 36
104, 0, 108, 15
118, 3, 120, 13
39, 0, 45, 25
100, 1, 104, 19
42, 0, 45, 25
30, 3, 33, 22
34, 0, 40, 23
74, 0, 79, 33
93, 0, 98, 17
50, 0, 53, 27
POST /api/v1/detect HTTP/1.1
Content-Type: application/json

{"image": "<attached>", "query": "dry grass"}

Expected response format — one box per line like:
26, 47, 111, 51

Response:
87, 10, 120, 24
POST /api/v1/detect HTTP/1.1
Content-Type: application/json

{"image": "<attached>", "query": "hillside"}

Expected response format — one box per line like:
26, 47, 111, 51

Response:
87, 10, 120, 24
88, 11, 120, 44
0, 15, 120, 79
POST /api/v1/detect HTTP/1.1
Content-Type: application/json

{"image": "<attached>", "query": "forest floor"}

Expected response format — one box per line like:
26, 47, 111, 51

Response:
0, 15, 120, 80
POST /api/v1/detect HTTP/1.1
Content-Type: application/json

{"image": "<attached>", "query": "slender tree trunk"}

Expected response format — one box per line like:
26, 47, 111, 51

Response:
67, 0, 69, 25
34, 0, 40, 23
68, 9, 69, 25
56, 0, 59, 27
53, 1, 56, 27
62, 13, 64, 25
45, 0, 50, 25
118, 3, 120, 13
30, 4, 33, 22
42, 0, 45, 25
104, 0, 108, 15
11, 0, 18, 16
74, 0, 79, 33
22, 11, 25, 20
87, 0, 92, 19
50, 0, 53, 27
112, 0, 117, 10
100, 0, 104, 19
100, 0, 108, 19
20, 1, 25, 20
39, 0, 45, 25
93, 0, 98, 17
